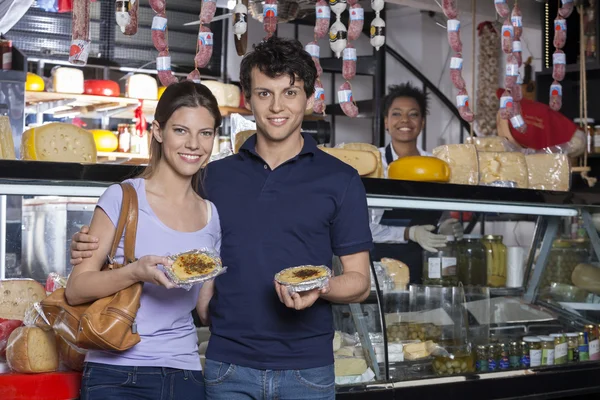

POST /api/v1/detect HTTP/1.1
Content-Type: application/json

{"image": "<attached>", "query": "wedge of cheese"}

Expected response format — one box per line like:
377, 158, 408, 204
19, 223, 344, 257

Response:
334, 357, 368, 376
0, 279, 46, 321
466, 136, 511, 152
21, 123, 97, 163
339, 142, 384, 178
478, 152, 528, 188
432, 144, 479, 185
525, 154, 570, 191
0, 116, 15, 159
320, 147, 378, 176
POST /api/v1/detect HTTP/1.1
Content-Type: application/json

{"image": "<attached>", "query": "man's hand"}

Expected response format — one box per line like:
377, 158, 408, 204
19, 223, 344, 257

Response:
274, 281, 330, 311
70, 225, 100, 265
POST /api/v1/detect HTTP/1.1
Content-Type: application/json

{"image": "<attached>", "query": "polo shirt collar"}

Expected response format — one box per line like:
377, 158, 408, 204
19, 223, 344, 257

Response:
239, 131, 317, 160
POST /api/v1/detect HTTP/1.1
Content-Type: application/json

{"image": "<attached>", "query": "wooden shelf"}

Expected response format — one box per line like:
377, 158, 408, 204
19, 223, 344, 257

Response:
96, 151, 149, 165
24, 91, 252, 120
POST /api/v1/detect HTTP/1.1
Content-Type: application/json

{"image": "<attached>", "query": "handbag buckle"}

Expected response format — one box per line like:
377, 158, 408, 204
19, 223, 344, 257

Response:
132, 321, 138, 334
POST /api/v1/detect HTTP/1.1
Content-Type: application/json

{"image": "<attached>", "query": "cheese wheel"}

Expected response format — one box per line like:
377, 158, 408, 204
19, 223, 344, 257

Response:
388, 156, 450, 182
432, 144, 479, 185
26, 72, 45, 92
21, 123, 97, 163
339, 142, 384, 178
0, 116, 15, 160
0, 279, 46, 321
90, 129, 118, 152
6, 327, 58, 373
126, 74, 158, 100
319, 147, 378, 176
234, 130, 256, 153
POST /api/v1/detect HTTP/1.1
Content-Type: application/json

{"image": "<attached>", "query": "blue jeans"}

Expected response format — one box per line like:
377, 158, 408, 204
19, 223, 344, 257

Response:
204, 359, 335, 400
80, 362, 206, 400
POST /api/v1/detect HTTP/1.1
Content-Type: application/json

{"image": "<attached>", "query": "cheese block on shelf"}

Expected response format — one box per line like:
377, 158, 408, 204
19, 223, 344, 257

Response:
126, 74, 158, 100
334, 357, 368, 376
466, 136, 512, 152
0, 279, 46, 321
21, 123, 97, 163
432, 144, 479, 185
338, 142, 384, 178
525, 154, 570, 191
0, 115, 15, 159
478, 152, 529, 188
202, 81, 242, 107
319, 147, 378, 176
6, 327, 59, 373
51, 67, 84, 94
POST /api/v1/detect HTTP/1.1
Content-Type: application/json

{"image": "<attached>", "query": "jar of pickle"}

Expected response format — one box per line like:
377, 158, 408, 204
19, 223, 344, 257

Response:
475, 345, 489, 372
550, 334, 568, 365
482, 235, 507, 287
566, 333, 579, 362
422, 236, 458, 286
456, 234, 487, 286
539, 240, 589, 290
540, 336, 555, 366
586, 325, 599, 360
509, 341, 521, 368
579, 332, 590, 361
523, 336, 542, 367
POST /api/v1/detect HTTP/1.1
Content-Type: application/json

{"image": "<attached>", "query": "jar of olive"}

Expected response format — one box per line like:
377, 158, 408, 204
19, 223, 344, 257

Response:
523, 336, 542, 367
566, 333, 579, 362
550, 334, 568, 365
585, 325, 599, 360
540, 336, 555, 366
509, 341, 521, 368
579, 332, 590, 361
475, 345, 489, 372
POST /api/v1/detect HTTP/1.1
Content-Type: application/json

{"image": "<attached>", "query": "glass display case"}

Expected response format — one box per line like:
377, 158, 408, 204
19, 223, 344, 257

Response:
2, 160, 600, 399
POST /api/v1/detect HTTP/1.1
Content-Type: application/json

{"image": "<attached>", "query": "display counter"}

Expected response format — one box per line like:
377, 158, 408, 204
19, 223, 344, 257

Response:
2, 160, 600, 399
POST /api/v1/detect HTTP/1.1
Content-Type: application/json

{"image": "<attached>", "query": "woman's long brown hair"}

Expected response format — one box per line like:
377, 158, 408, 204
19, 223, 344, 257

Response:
138, 81, 222, 193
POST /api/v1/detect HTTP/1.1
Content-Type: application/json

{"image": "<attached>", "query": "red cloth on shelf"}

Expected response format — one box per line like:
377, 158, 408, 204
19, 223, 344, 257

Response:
0, 372, 82, 400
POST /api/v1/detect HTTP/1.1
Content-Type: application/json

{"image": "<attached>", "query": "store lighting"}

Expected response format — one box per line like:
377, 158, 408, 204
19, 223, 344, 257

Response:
0, 183, 107, 197
367, 197, 579, 217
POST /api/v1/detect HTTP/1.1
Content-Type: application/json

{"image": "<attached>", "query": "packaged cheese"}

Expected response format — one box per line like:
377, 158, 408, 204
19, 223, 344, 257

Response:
465, 136, 514, 152
432, 144, 479, 185
51, 67, 84, 94
478, 152, 529, 188
21, 123, 97, 163
0, 279, 46, 321
0, 114, 16, 159
525, 154, 571, 191
6, 327, 59, 373
126, 74, 158, 100
338, 143, 384, 178
319, 147, 378, 176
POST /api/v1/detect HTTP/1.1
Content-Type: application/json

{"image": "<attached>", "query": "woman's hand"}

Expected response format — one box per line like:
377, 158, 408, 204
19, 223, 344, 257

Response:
130, 256, 177, 289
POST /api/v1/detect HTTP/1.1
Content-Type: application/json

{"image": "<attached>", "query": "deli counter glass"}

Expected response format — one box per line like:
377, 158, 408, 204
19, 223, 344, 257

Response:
2, 161, 600, 399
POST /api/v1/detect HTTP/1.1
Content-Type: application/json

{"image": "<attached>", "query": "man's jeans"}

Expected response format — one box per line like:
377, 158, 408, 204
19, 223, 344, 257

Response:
204, 359, 335, 400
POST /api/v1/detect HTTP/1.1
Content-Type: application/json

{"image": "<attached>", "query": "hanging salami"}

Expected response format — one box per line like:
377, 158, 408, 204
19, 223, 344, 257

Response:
70, 0, 91, 65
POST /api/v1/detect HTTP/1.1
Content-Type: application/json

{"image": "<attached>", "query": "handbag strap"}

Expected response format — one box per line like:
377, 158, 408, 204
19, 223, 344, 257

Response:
108, 183, 139, 267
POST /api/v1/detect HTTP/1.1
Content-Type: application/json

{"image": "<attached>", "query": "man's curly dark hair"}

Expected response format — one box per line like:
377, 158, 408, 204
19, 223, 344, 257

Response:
383, 82, 430, 117
240, 36, 317, 100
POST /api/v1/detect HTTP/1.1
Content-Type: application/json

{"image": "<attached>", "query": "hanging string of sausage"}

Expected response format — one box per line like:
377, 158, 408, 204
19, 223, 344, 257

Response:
310, 0, 330, 116
551, 0, 568, 112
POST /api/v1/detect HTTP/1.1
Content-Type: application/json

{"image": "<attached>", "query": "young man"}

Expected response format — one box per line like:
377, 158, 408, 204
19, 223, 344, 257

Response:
70, 37, 373, 399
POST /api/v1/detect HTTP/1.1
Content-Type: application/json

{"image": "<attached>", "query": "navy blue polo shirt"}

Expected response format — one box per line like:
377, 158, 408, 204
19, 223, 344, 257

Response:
203, 132, 373, 370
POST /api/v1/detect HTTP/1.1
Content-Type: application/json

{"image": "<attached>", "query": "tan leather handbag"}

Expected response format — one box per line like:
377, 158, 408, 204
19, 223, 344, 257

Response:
39, 183, 143, 351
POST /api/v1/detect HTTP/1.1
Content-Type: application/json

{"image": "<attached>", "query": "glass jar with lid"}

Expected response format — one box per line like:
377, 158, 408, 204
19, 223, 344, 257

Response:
456, 234, 487, 286
482, 235, 507, 287
475, 345, 489, 372
550, 333, 568, 365
539, 336, 555, 366
523, 336, 542, 367
566, 333, 579, 362
509, 341, 521, 368
540, 239, 589, 290
422, 236, 458, 286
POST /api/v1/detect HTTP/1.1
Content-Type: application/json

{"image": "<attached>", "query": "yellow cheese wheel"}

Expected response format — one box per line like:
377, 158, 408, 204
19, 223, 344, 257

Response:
388, 156, 450, 182
26, 72, 45, 92
158, 86, 167, 100
21, 123, 97, 163
90, 130, 118, 152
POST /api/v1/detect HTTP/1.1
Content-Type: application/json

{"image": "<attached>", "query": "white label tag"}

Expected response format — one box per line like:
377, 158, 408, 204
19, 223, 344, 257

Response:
337, 89, 353, 103
428, 258, 441, 279
350, 7, 364, 21
450, 57, 463, 70
305, 44, 320, 58
314, 87, 325, 101
502, 25, 514, 39
555, 343, 568, 360
530, 349, 542, 367
555, 19, 567, 32
553, 52, 566, 64
264, 4, 278, 18
511, 115, 525, 129
512, 40, 522, 52
156, 56, 171, 71
495, 0, 506, 3
316, 5, 330, 19
511, 16, 523, 28
589, 339, 600, 357
447, 19, 460, 32
198, 32, 213, 46
152, 16, 168, 31
500, 96, 514, 109
506, 63, 519, 76
441, 257, 456, 276
456, 94, 469, 108
546, 349, 555, 365
550, 84, 563, 97
343, 47, 357, 61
